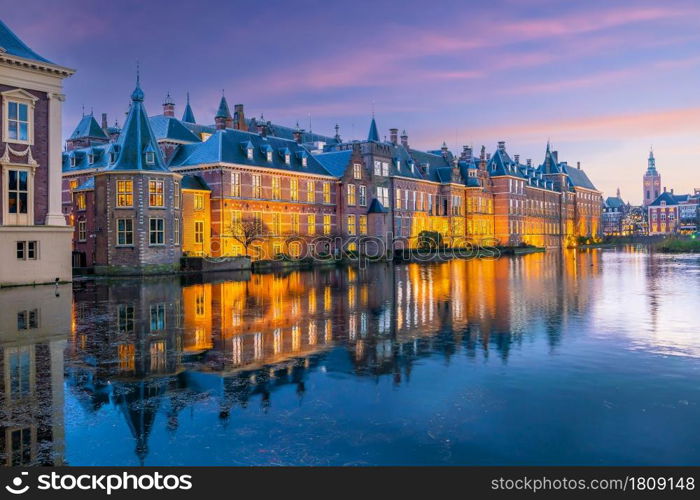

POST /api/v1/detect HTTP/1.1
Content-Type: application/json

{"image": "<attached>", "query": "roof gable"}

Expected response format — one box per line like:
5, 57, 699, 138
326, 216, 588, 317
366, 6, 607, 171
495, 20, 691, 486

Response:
0, 20, 51, 63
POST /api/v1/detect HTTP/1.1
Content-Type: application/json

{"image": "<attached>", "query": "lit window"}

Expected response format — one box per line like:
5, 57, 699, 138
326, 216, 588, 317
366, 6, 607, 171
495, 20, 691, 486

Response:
194, 194, 204, 210
307, 214, 316, 235
301, 156, 308, 167
290, 178, 299, 201
78, 220, 87, 242
272, 213, 282, 235
149, 218, 165, 245
266, 151, 273, 162
70, 179, 78, 190
347, 215, 356, 235
75, 192, 86, 211
272, 177, 281, 199
252, 175, 262, 198
353, 163, 362, 179
291, 213, 300, 233
116, 180, 133, 207
359, 215, 367, 235
117, 219, 134, 245
285, 153, 291, 165
247, 147, 254, 160
194, 221, 204, 244
231, 172, 241, 197
323, 182, 331, 204
347, 184, 356, 206
149, 180, 164, 207
307, 181, 315, 203
395, 188, 402, 209
323, 214, 331, 235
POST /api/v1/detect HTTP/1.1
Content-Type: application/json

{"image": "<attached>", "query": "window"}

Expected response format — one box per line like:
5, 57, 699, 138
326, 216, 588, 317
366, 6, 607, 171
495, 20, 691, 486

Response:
353, 163, 362, 179
359, 215, 368, 235
174, 218, 180, 245
347, 215, 356, 235
70, 179, 78, 190
272, 213, 282, 235
16, 241, 37, 260
323, 182, 331, 203
145, 151, 155, 165
78, 221, 87, 242
307, 181, 315, 202
150, 304, 166, 332
17, 309, 39, 330
272, 177, 281, 199
117, 219, 134, 245
359, 185, 367, 207
69, 156, 76, 167
302, 156, 308, 167
323, 214, 331, 235
118, 304, 135, 333
116, 180, 133, 207
247, 147, 254, 160
377, 187, 389, 207
231, 211, 242, 231
347, 184, 356, 206
374, 160, 382, 176
87, 153, 95, 165
290, 178, 299, 201
291, 213, 300, 233
75, 192, 86, 211
194, 194, 204, 210
285, 153, 291, 165
7, 170, 29, 214
395, 188, 402, 209
6, 100, 31, 142
231, 172, 241, 197
194, 221, 204, 244
307, 214, 316, 235
266, 151, 273, 162
149, 180, 164, 207
109, 151, 117, 164
173, 182, 180, 208
149, 218, 165, 245
8, 347, 32, 402
252, 174, 262, 198
382, 162, 390, 176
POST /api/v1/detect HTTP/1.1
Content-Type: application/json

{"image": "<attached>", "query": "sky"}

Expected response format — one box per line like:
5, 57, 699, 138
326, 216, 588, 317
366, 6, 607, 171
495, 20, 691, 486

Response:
2, 0, 700, 203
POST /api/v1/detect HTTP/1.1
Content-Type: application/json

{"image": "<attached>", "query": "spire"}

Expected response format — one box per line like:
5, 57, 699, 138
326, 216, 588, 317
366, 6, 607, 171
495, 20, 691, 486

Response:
215, 93, 231, 119
647, 147, 656, 172
131, 62, 144, 102
367, 117, 379, 142
616, 187, 621, 198
182, 92, 196, 123
334, 123, 341, 142
163, 91, 174, 106
107, 80, 168, 172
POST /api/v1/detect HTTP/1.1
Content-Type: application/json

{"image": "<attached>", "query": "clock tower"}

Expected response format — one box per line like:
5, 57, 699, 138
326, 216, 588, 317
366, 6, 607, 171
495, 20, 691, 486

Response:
643, 149, 661, 207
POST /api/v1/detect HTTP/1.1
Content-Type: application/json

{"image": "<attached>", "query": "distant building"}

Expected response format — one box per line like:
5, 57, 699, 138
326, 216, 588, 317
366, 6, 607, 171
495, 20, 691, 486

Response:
0, 20, 74, 286
602, 188, 630, 236
643, 149, 661, 207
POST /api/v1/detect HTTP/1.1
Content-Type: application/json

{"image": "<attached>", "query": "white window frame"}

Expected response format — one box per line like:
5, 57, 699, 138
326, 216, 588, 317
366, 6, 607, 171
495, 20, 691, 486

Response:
2, 89, 38, 145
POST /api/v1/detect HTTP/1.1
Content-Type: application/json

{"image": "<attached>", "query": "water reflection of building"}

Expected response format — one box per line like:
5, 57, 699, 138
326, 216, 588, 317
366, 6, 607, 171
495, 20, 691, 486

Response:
0, 285, 70, 465
66, 254, 602, 462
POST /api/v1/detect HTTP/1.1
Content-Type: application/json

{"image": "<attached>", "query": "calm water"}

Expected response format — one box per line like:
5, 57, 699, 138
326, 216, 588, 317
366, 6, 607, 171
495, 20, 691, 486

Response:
1, 247, 700, 466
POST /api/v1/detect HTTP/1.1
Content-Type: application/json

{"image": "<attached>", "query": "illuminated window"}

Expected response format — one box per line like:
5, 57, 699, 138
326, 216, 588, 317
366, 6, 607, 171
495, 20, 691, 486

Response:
347, 184, 356, 206
272, 213, 282, 235
117, 219, 133, 245
359, 185, 367, 207
231, 172, 241, 196
149, 180, 164, 207
291, 213, 300, 233
149, 218, 165, 245
353, 163, 362, 179
377, 187, 389, 207
307, 214, 316, 235
323, 182, 331, 204
75, 192, 86, 211
70, 179, 79, 190
290, 178, 299, 201
323, 214, 331, 235
307, 181, 315, 202
194, 221, 204, 244
347, 215, 356, 235
359, 215, 367, 235
285, 153, 291, 165
116, 180, 133, 207
252, 174, 262, 198
272, 177, 281, 199
194, 193, 204, 210
395, 188, 402, 209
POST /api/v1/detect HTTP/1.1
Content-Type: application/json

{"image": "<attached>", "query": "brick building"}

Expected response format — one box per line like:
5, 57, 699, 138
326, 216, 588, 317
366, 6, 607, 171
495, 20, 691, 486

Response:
0, 20, 74, 286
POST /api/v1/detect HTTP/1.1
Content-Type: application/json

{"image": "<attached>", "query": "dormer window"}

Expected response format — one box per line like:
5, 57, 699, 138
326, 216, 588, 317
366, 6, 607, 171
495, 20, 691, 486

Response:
302, 156, 308, 167
266, 151, 273, 162
109, 152, 117, 164
247, 147, 254, 160
145, 151, 155, 165
87, 154, 95, 165
69, 156, 76, 168
396, 159, 401, 170
285, 153, 291, 165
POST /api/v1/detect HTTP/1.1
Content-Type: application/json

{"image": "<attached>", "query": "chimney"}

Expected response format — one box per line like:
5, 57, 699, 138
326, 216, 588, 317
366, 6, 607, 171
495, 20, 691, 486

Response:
293, 125, 303, 144
526, 158, 532, 167
400, 130, 408, 148
233, 104, 247, 131
163, 93, 175, 117
441, 141, 449, 157
498, 140, 505, 151
461, 145, 472, 161
101, 113, 108, 132
671, 188, 674, 194
514, 154, 520, 164
389, 128, 398, 145
664, 186, 667, 193
577, 161, 581, 169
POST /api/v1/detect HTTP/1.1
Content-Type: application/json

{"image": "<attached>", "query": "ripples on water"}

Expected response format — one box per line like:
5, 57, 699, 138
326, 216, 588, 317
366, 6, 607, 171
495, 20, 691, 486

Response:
0, 247, 699, 465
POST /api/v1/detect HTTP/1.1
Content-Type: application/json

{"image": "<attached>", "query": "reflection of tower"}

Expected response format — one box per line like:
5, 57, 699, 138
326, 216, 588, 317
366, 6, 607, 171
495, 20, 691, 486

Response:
115, 381, 165, 465
643, 149, 661, 207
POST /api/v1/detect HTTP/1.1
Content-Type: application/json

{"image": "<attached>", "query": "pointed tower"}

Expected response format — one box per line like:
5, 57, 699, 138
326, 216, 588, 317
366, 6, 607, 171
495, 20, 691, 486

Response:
367, 116, 380, 142
182, 92, 196, 123
643, 148, 661, 206
215, 93, 233, 130
93, 73, 182, 274
66, 112, 110, 151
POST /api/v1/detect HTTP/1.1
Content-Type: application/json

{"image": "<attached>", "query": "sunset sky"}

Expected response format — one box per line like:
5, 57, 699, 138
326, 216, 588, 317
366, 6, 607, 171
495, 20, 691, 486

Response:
2, 0, 700, 203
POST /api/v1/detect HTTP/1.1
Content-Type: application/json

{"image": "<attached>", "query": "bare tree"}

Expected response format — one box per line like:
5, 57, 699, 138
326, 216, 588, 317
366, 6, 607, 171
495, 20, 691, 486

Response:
230, 215, 268, 257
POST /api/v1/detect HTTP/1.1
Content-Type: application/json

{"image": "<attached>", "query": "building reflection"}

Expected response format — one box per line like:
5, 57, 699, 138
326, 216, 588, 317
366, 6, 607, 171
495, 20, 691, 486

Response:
0, 284, 71, 466
66, 252, 602, 463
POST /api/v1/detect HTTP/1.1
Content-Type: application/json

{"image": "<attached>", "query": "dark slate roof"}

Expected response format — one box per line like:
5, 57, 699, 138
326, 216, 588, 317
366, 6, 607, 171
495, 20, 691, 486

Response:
169, 129, 330, 176
561, 163, 597, 190
314, 150, 352, 177
105, 82, 169, 172
216, 96, 231, 119
605, 196, 624, 209
62, 143, 115, 172
75, 177, 95, 191
181, 174, 210, 191
182, 93, 196, 123
368, 198, 389, 213
69, 114, 109, 141
649, 191, 681, 206
248, 118, 339, 145
406, 148, 452, 182
149, 115, 200, 143
0, 19, 52, 63
367, 118, 380, 142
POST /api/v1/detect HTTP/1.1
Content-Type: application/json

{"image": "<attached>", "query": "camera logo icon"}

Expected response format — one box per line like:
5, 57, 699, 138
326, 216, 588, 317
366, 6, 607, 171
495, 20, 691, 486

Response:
5, 472, 29, 495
